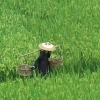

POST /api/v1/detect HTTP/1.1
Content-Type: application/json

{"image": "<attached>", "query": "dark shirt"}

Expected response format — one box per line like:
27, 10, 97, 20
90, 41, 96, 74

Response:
34, 50, 51, 75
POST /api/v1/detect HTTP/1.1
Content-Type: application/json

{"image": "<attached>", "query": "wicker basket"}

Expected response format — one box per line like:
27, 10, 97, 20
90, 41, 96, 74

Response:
49, 58, 62, 67
18, 64, 33, 76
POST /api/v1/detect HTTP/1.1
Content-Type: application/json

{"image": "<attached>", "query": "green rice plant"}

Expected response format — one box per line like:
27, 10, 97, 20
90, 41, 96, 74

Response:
0, 0, 100, 99
0, 71, 100, 100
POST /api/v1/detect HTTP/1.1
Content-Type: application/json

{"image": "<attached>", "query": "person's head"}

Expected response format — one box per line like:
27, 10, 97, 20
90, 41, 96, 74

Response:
40, 50, 50, 55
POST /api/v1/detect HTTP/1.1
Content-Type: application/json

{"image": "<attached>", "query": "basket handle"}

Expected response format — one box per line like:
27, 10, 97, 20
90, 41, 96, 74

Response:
54, 45, 60, 48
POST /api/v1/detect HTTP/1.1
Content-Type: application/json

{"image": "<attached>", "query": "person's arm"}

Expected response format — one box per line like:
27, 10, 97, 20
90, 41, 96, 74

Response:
33, 57, 40, 68
33, 50, 42, 68
47, 51, 51, 58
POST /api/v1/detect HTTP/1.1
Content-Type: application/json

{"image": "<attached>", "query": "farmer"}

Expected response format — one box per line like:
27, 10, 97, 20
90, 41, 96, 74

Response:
32, 42, 56, 76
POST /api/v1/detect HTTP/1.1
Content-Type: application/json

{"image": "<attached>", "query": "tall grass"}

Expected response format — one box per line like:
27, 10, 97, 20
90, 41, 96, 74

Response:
0, 0, 100, 99
0, 71, 100, 100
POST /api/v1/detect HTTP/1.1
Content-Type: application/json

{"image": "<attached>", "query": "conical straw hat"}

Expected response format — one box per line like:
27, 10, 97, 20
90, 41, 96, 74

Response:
39, 42, 56, 51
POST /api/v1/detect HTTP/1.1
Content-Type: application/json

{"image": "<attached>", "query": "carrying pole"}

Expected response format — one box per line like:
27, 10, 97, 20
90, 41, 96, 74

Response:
18, 45, 60, 58
18, 50, 39, 58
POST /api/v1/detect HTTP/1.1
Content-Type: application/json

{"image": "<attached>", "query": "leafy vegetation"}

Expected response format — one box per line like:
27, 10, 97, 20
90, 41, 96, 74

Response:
0, 0, 100, 99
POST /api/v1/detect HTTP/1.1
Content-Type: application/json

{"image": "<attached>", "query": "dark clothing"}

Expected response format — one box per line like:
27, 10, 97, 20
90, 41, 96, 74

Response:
34, 50, 51, 76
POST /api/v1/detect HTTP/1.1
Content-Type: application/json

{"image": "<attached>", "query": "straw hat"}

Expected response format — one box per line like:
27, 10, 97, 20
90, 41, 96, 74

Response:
39, 42, 56, 51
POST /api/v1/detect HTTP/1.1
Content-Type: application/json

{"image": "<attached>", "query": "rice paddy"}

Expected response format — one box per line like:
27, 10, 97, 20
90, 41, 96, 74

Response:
0, 0, 100, 99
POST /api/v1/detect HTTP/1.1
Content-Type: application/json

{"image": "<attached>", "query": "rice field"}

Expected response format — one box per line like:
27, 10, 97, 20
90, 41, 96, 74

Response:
0, 0, 100, 99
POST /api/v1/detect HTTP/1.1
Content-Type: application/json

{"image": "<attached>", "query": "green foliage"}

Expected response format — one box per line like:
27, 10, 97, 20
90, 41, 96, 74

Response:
0, 72, 100, 100
0, 0, 100, 99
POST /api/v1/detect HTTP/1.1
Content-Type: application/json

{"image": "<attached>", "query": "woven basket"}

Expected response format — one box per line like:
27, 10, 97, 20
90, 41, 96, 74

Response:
18, 64, 33, 76
49, 58, 62, 67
